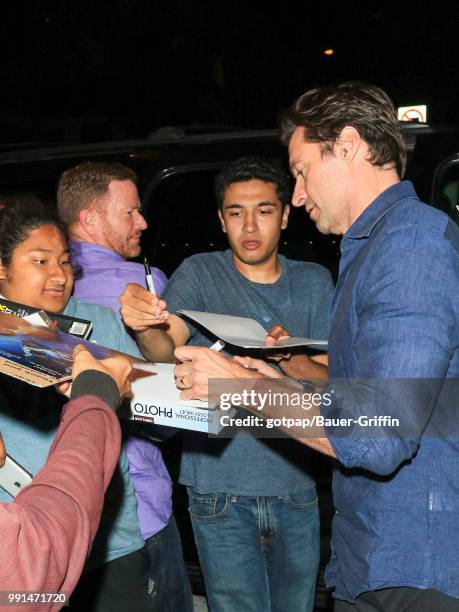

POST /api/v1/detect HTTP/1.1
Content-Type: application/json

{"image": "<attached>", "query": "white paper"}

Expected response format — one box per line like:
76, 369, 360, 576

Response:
178, 310, 328, 349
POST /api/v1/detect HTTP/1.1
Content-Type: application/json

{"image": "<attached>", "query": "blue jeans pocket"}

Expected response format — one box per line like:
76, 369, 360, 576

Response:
188, 489, 229, 521
285, 487, 318, 509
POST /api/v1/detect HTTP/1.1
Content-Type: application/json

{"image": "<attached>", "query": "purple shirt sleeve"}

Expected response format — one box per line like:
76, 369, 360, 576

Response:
152, 267, 168, 297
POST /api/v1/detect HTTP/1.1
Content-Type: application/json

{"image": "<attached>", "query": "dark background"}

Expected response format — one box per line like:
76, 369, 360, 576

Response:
0, 2, 457, 144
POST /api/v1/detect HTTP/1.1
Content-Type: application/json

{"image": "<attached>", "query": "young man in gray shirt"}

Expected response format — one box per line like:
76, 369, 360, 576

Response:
120, 157, 334, 612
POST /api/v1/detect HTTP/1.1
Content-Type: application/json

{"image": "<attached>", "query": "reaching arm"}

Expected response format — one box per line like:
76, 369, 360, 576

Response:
119, 283, 189, 362
174, 345, 336, 458
0, 391, 120, 603
0, 347, 132, 605
275, 352, 328, 380
135, 314, 189, 362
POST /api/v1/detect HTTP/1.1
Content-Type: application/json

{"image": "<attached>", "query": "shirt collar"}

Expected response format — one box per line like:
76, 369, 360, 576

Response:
69, 240, 125, 263
344, 181, 418, 240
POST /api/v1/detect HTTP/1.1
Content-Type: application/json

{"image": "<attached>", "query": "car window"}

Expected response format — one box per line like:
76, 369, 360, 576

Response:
141, 167, 227, 277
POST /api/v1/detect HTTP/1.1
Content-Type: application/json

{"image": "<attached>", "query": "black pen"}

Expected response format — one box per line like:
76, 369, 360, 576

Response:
143, 257, 157, 295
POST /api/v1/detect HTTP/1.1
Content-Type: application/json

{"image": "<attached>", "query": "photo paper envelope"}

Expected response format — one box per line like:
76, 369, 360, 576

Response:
128, 362, 234, 434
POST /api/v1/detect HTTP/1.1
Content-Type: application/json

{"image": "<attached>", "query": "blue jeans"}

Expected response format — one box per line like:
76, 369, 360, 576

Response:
145, 515, 193, 612
188, 487, 320, 612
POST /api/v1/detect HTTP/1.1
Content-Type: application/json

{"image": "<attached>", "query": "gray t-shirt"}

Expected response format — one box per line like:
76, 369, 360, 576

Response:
164, 249, 334, 495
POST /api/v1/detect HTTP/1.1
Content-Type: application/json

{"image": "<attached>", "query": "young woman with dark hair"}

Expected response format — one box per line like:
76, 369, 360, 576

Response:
0, 194, 152, 611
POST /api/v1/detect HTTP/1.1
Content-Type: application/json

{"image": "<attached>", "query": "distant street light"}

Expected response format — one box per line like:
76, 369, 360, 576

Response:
323, 49, 335, 56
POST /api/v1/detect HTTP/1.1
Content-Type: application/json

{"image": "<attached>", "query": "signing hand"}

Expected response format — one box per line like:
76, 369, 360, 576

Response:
119, 283, 169, 332
174, 346, 263, 401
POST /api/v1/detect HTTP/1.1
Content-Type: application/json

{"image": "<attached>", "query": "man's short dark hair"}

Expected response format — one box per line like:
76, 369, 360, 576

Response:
215, 156, 291, 210
57, 161, 137, 227
280, 82, 407, 178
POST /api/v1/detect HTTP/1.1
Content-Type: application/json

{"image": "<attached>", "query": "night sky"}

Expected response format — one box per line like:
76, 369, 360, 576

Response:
0, 2, 457, 143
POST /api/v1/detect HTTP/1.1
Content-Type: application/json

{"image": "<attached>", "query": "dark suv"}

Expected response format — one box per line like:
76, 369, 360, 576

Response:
1, 123, 458, 279
0, 123, 458, 608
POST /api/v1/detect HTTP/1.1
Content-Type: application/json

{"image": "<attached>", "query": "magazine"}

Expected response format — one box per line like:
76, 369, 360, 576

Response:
0, 313, 136, 387
0, 297, 93, 339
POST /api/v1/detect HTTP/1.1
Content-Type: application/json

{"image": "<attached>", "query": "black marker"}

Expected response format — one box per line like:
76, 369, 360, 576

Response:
143, 257, 156, 295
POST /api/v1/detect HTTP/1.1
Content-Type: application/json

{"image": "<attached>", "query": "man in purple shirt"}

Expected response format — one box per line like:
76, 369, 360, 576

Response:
57, 161, 192, 612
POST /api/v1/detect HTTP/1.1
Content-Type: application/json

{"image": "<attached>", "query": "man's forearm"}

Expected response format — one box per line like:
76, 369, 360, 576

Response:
136, 327, 175, 362
250, 376, 336, 457
174, 346, 336, 457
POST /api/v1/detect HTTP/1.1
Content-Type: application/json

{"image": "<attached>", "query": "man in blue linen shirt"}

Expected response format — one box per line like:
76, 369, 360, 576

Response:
173, 83, 459, 611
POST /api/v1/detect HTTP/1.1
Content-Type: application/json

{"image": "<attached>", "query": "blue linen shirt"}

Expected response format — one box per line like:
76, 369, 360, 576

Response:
321, 181, 459, 602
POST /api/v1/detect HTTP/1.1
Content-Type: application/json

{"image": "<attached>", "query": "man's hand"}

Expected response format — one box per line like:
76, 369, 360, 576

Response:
265, 324, 328, 380
264, 324, 292, 362
265, 324, 290, 347
119, 283, 169, 332
174, 347, 335, 457
0, 433, 5, 468
174, 346, 263, 401
57, 345, 133, 400
232, 355, 283, 378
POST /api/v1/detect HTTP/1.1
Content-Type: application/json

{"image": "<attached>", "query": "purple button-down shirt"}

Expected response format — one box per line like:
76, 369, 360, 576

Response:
70, 241, 168, 313
70, 240, 171, 539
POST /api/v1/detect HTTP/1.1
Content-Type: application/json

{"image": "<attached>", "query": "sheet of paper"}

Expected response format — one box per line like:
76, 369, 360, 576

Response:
178, 310, 328, 349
